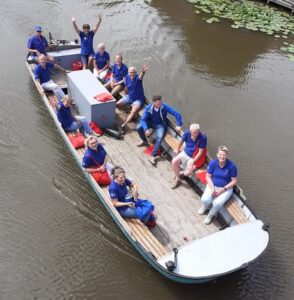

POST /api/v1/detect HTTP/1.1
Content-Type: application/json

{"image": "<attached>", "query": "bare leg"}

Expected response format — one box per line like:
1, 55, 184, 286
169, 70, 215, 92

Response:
88, 57, 94, 71
172, 154, 182, 181
111, 84, 124, 97
122, 104, 141, 127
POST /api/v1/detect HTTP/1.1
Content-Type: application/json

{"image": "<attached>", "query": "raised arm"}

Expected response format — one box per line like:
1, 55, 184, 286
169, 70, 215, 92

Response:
71, 16, 80, 35
92, 15, 102, 34
139, 64, 149, 80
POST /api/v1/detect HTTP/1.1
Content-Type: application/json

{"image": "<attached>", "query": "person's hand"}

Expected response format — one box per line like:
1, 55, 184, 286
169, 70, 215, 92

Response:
72, 16, 76, 22
128, 202, 135, 208
145, 128, 153, 137
175, 126, 182, 134
98, 14, 102, 21
40, 88, 45, 96
211, 187, 216, 196
100, 165, 106, 172
142, 64, 149, 73
132, 190, 139, 201
187, 158, 194, 166
36, 50, 41, 56
173, 149, 179, 155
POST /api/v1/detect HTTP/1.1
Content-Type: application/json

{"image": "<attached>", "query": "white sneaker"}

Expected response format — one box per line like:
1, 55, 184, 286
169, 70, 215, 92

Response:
197, 206, 208, 215
204, 214, 213, 225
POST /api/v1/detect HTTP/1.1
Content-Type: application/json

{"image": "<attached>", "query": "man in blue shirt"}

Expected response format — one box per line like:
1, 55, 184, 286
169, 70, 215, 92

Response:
72, 15, 102, 70
34, 54, 67, 101
116, 65, 149, 133
171, 124, 207, 189
198, 145, 238, 225
104, 54, 128, 96
27, 25, 54, 62
136, 95, 182, 165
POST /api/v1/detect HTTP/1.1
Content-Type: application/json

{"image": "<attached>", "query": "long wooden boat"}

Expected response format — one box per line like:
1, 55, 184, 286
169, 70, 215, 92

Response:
26, 41, 270, 284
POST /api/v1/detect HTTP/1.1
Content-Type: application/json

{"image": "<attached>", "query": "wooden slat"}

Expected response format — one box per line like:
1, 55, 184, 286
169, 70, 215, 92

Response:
125, 219, 168, 259
224, 198, 247, 224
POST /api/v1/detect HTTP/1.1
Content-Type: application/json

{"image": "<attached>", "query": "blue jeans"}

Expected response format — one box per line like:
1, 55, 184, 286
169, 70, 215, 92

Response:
137, 123, 166, 157
119, 207, 151, 224
65, 116, 92, 134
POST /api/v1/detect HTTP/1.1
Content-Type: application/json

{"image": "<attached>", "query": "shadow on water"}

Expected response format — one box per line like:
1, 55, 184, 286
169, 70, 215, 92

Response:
151, 0, 276, 86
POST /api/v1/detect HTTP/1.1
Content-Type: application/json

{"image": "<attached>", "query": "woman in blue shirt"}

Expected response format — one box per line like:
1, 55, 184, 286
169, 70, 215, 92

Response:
198, 146, 238, 225
93, 43, 110, 82
72, 16, 102, 70
109, 166, 156, 226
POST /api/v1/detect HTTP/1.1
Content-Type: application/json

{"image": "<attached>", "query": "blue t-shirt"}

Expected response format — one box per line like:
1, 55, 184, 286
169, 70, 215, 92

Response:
28, 35, 48, 54
94, 51, 110, 69
182, 130, 207, 157
124, 74, 145, 101
109, 179, 132, 211
112, 63, 128, 82
207, 158, 238, 187
82, 145, 107, 167
79, 30, 94, 55
56, 101, 74, 129
34, 62, 54, 84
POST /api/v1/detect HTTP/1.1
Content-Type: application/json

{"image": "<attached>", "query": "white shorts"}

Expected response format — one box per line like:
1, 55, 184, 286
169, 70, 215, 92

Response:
176, 151, 193, 169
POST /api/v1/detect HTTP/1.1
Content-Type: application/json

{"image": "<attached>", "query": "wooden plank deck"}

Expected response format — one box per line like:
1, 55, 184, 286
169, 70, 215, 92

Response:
96, 111, 219, 251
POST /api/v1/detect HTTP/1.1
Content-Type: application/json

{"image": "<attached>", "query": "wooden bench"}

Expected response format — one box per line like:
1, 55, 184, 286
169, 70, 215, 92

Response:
125, 218, 168, 259
224, 198, 247, 224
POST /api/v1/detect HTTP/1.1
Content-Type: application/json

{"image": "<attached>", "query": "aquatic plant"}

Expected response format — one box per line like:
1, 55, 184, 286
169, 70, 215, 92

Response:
187, 0, 294, 59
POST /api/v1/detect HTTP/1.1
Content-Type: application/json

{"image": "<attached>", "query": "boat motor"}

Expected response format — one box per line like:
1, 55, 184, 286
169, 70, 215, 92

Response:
165, 248, 178, 272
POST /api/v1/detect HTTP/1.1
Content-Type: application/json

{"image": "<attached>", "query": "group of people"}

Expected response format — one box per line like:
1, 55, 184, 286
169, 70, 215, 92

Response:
28, 18, 238, 226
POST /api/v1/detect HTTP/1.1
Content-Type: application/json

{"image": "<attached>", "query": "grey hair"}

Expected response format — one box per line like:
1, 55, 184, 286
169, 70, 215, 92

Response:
190, 123, 200, 132
97, 42, 105, 50
84, 136, 98, 148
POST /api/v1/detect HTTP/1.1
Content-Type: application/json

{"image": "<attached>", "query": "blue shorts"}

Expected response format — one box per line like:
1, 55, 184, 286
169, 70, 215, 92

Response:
122, 95, 143, 107
81, 53, 94, 65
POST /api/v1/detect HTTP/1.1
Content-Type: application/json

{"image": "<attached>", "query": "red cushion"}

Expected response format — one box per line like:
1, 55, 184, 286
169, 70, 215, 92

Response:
71, 60, 83, 71
193, 147, 207, 168
93, 92, 113, 102
89, 121, 103, 135
67, 132, 85, 149
144, 144, 161, 156
92, 170, 111, 185
196, 170, 207, 184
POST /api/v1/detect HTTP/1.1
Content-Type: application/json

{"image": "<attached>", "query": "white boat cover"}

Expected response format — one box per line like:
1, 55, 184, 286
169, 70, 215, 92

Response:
157, 220, 269, 278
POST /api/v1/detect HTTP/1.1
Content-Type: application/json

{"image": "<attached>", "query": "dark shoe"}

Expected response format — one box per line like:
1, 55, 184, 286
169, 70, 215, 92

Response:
146, 220, 157, 228
171, 179, 180, 189
148, 155, 156, 165
137, 141, 149, 147
119, 125, 125, 135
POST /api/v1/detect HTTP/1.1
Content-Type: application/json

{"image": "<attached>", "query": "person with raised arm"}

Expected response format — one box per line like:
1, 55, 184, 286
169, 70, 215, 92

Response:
34, 54, 67, 100
27, 25, 54, 62
72, 15, 102, 69
136, 95, 182, 165
104, 54, 128, 96
198, 145, 238, 225
116, 65, 149, 134
171, 123, 207, 189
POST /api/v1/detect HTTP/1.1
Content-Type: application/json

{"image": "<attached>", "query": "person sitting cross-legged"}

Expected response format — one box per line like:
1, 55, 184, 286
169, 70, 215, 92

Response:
171, 123, 207, 189
116, 65, 149, 133
136, 95, 182, 165
34, 54, 67, 101
198, 145, 238, 225
55, 95, 93, 136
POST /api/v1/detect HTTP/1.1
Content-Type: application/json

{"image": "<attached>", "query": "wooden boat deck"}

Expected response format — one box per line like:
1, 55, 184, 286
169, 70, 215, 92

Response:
96, 110, 219, 251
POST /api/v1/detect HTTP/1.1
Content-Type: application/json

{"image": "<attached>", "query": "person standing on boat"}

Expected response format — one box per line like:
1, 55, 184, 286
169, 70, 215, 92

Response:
93, 43, 110, 82
116, 65, 149, 133
72, 15, 102, 70
198, 146, 238, 225
34, 54, 67, 101
171, 124, 207, 189
104, 54, 128, 97
27, 25, 54, 62
82, 136, 112, 185
136, 95, 182, 165
109, 166, 156, 226
55, 96, 93, 136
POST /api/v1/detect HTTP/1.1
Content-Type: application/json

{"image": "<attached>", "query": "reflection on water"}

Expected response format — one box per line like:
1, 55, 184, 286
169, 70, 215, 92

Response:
0, 0, 294, 299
